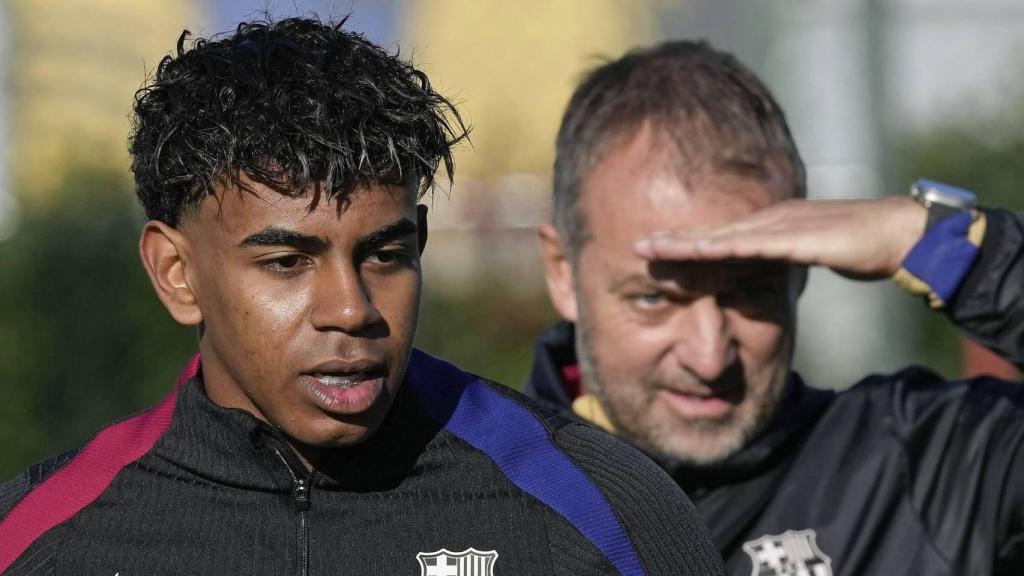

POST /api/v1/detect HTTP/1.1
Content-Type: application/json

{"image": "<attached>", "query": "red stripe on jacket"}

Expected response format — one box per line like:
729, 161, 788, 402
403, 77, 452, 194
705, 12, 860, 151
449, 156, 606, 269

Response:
0, 354, 200, 571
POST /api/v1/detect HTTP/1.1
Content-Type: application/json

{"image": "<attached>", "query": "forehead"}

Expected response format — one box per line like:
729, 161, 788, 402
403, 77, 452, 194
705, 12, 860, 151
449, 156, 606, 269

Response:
579, 126, 786, 240
184, 180, 416, 240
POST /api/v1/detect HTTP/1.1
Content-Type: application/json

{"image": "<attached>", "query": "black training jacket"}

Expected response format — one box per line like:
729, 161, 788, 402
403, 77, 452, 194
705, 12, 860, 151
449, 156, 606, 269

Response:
524, 209, 1024, 575
0, 350, 724, 576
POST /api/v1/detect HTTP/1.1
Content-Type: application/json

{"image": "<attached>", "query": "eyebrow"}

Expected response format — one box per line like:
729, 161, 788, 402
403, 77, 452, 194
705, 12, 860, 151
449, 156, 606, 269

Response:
609, 273, 660, 293
354, 218, 418, 255
238, 218, 419, 255
238, 228, 331, 253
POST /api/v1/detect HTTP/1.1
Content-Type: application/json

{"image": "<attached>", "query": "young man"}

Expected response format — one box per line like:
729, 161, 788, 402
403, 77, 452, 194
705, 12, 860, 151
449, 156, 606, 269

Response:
0, 19, 723, 576
529, 40, 1024, 575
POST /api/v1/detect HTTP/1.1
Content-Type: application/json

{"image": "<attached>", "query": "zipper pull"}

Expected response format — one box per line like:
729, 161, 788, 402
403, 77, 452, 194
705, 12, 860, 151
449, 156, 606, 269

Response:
273, 448, 313, 512
293, 478, 311, 512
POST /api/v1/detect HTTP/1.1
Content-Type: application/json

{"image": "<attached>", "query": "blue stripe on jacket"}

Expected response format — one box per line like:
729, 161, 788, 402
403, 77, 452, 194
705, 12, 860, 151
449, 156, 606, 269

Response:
406, 349, 646, 576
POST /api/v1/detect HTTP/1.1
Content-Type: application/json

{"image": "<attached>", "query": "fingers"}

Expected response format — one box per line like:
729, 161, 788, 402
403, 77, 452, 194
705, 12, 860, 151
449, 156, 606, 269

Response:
633, 223, 761, 260
631, 198, 864, 270
634, 228, 808, 263
629, 197, 916, 279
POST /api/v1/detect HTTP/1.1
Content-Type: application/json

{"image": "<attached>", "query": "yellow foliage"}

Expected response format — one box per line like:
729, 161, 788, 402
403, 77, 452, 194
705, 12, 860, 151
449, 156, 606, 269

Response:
7, 0, 202, 202
403, 0, 656, 178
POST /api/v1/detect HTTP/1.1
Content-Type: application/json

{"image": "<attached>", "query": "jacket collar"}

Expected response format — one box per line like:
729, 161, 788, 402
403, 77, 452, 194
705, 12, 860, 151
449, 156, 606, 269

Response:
151, 358, 443, 492
523, 321, 581, 414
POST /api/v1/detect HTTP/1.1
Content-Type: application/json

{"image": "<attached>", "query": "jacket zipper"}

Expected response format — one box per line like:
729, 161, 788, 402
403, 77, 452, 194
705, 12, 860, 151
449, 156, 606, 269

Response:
274, 448, 312, 576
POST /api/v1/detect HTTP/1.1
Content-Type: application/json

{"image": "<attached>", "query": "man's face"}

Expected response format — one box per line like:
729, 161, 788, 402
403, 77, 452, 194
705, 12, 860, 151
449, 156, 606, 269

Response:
178, 180, 424, 459
563, 128, 799, 466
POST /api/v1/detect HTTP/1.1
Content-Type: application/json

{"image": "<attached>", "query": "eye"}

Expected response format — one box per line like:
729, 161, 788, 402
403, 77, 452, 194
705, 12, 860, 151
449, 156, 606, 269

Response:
364, 246, 413, 269
724, 280, 780, 304
370, 249, 400, 264
638, 293, 664, 307
721, 285, 754, 302
257, 254, 312, 275
718, 280, 790, 319
276, 255, 302, 268
628, 291, 669, 312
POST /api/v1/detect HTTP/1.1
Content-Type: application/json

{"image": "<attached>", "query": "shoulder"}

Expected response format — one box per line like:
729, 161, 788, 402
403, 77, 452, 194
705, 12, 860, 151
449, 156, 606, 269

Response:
844, 366, 1024, 431
477, 380, 724, 575
406, 350, 723, 575
844, 367, 1024, 565
836, 367, 1024, 487
0, 449, 78, 522
550, 421, 723, 572
826, 368, 1024, 505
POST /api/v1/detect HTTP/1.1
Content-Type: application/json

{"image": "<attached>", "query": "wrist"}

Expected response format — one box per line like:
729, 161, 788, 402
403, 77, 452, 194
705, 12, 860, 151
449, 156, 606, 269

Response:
893, 208, 986, 309
887, 197, 928, 275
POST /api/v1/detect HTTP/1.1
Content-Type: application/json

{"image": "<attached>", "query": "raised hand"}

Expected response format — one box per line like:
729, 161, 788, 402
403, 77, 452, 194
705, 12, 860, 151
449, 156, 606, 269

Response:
632, 197, 927, 280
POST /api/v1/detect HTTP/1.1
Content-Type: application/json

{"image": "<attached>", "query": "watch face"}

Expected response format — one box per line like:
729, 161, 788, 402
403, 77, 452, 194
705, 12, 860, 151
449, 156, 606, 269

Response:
912, 179, 977, 209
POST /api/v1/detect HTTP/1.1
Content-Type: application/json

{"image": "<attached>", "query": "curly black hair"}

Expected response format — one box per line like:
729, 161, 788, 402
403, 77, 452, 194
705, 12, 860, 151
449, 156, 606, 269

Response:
130, 17, 468, 226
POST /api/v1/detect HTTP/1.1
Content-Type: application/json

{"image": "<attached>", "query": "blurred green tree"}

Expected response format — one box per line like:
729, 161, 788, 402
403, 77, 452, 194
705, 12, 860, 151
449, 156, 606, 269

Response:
0, 168, 194, 479
417, 286, 556, 389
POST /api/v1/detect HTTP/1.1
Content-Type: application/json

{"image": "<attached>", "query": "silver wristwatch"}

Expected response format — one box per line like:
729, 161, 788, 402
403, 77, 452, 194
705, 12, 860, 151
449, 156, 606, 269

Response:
910, 179, 977, 230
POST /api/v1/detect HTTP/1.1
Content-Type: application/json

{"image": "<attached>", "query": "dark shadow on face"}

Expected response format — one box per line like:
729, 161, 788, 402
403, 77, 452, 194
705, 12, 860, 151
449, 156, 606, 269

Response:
704, 361, 748, 403
637, 258, 796, 405
647, 259, 795, 326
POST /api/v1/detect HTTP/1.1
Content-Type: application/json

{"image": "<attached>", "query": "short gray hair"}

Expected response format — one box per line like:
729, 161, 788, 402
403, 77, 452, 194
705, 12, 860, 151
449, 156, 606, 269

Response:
552, 40, 805, 259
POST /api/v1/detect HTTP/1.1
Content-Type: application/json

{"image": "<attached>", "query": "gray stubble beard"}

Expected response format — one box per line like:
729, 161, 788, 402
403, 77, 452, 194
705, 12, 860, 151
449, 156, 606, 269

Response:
573, 301, 790, 468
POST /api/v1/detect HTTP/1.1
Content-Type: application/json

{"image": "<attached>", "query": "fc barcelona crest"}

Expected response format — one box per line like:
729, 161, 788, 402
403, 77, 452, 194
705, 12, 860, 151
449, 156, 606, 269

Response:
416, 548, 498, 576
743, 529, 832, 576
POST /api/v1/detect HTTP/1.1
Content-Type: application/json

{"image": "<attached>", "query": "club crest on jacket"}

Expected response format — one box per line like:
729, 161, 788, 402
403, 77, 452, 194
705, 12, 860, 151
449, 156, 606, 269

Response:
416, 548, 498, 576
743, 529, 832, 576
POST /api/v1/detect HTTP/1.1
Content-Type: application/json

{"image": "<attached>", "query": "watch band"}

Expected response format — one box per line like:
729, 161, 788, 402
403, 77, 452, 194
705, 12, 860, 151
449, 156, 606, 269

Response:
893, 209, 986, 309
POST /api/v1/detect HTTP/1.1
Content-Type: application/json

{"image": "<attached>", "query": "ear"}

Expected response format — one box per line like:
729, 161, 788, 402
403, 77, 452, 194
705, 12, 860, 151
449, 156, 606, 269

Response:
139, 221, 203, 326
538, 223, 578, 323
416, 204, 428, 255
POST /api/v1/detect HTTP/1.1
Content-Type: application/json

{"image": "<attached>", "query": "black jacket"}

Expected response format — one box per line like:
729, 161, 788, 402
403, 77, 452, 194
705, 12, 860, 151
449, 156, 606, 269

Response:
0, 350, 723, 576
524, 209, 1024, 575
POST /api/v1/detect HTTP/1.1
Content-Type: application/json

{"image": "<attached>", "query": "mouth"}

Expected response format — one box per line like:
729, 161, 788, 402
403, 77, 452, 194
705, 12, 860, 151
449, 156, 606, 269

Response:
300, 362, 387, 415
305, 372, 381, 389
658, 385, 742, 420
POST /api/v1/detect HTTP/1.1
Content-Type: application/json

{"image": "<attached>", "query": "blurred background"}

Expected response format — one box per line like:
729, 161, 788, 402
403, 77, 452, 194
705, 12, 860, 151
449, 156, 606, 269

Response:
1, 0, 1021, 478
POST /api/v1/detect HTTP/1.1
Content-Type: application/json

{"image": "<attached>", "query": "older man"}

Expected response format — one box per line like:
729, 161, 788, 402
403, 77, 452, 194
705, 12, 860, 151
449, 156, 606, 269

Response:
528, 39, 1023, 575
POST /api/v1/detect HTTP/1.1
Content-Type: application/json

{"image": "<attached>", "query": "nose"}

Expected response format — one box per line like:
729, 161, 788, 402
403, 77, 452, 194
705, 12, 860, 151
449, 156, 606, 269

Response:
673, 296, 736, 382
309, 263, 383, 333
